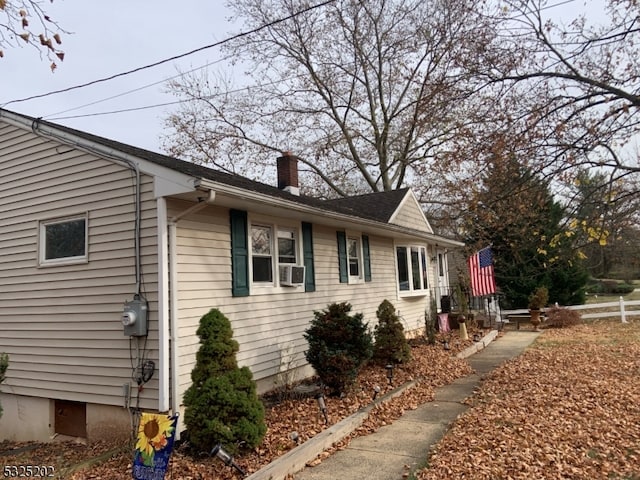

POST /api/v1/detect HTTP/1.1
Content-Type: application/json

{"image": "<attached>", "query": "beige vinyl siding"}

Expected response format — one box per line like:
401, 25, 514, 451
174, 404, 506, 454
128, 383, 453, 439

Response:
171, 200, 433, 399
0, 123, 159, 409
389, 195, 433, 233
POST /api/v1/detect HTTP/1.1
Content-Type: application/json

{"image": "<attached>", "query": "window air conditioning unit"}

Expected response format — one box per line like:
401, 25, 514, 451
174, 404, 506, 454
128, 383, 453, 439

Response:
279, 265, 305, 286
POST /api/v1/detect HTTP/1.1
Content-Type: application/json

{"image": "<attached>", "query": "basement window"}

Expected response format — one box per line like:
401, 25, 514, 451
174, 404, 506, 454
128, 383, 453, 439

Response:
39, 214, 88, 266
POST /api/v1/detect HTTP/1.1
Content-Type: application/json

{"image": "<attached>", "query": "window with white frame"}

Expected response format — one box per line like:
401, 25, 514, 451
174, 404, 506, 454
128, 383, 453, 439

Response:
251, 224, 273, 283
396, 245, 428, 293
250, 222, 300, 286
39, 214, 88, 265
347, 237, 361, 279
277, 228, 297, 264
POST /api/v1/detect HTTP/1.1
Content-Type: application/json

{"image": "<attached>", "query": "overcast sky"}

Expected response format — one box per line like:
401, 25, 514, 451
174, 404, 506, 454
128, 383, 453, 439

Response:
1, 1, 238, 152
2, 1, 603, 156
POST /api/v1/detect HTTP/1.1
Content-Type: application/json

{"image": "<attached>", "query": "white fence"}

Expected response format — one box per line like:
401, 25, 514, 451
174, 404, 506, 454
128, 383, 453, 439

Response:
501, 297, 640, 324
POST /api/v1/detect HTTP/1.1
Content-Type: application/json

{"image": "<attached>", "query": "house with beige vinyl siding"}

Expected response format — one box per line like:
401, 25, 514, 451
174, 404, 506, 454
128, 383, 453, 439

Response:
0, 108, 463, 443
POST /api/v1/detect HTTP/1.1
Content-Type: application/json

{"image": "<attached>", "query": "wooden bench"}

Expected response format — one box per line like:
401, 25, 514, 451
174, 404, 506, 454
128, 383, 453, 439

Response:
506, 313, 546, 330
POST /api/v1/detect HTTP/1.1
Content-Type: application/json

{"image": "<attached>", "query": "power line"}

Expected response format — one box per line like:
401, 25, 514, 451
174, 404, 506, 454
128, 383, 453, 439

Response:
43, 49, 246, 119
1, 0, 336, 108
46, 74, 302, 121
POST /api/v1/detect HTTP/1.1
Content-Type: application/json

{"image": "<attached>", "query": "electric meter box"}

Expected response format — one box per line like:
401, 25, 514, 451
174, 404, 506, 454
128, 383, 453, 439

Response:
122, 296, 148, 337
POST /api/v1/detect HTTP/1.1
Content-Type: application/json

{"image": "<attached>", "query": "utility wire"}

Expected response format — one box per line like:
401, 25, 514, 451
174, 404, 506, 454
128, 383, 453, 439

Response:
43, 49, 244, 118
46, 74, 301, 121
1, 0, 336, 107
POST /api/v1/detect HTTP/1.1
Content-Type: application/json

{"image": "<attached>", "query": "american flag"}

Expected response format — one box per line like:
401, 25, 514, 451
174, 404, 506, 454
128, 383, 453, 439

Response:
467, 247, 497, 297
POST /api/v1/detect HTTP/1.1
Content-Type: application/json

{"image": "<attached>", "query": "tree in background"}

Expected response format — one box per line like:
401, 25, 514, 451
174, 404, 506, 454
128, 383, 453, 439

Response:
183, 309, 266, 455
463, 153, 589, 308
475, 0, 640, 199
163, 0, 502, 200
0, 0, 65, 70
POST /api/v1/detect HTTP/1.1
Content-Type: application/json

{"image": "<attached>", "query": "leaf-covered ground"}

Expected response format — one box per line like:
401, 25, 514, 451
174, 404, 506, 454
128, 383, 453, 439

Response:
3, 321, 637, 480
417, 320, 640, 480
0, 332, 477, 480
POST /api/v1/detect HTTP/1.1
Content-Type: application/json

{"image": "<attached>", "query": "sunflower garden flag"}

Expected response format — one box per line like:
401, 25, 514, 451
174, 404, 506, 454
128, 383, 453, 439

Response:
132, 412, 179, 480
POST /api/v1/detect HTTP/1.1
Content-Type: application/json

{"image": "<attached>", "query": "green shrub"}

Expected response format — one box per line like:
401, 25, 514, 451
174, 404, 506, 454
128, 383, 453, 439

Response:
0, 353, 7, 419
528, 286, 549, 310
545, 306, 582, 328
373, 300, 411, 365
183, 309, 266, 455
612, 283, 635, 294
304, 302, 372, 395
592, 280, 635, 295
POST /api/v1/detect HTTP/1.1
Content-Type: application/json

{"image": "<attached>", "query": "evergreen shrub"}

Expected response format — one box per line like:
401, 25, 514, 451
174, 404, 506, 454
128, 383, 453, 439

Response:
373, 300, 411, 365
0, 353, 7, 418
183, 309, 266, 455
304, 302, 372, 394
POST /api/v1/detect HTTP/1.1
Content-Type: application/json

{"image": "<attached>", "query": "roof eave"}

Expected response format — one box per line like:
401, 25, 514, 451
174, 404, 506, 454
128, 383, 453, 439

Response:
196, 178, 463, 247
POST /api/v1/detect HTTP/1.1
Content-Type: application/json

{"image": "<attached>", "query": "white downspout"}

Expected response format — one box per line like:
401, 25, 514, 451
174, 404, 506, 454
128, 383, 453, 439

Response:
168, 223, 180, 423
157, 198, 170, 412
166, 191, 216, 437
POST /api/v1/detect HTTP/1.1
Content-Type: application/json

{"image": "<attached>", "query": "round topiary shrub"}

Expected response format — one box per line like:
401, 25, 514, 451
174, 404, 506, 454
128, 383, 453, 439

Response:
304, 302, 372, 395
373, 300, 411, 365
183, 309, 266, 455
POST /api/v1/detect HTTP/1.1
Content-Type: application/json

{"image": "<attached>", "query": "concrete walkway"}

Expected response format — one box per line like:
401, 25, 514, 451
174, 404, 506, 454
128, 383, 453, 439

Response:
289, 330, 541, 480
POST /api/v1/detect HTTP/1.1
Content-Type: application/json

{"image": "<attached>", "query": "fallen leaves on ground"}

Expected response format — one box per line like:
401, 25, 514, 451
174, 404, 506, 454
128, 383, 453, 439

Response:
0, 332, 477, 479
417, 320, 640, 480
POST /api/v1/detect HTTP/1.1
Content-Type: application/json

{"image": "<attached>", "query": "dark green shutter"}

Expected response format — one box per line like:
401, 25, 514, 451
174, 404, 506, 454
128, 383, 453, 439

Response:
229, 209, 249, 297
362, 235, 372, 282
337, 231, 348, 283
302, 222, 315, 292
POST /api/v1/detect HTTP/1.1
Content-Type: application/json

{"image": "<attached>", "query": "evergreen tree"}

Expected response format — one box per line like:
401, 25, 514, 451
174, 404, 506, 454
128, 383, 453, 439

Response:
183, 309, 266, 455
464, 155, 588, 308
373, 300, 411, 365
304, 302, 372, 395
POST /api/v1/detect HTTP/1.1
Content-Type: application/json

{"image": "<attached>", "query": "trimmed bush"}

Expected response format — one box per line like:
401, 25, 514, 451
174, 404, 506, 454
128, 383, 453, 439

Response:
373, 300, 411, 365
304, 302, 372, 395
545, 306, 582, 328
0, 353, 7, 419
183, 309, 266, 455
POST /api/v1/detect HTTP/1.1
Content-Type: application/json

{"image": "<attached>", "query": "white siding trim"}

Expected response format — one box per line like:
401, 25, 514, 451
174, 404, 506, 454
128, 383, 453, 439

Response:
157, 198, 170, 412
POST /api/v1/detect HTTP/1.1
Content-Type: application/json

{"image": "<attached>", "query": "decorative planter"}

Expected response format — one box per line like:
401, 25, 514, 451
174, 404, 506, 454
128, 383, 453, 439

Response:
529, 309, 542, 331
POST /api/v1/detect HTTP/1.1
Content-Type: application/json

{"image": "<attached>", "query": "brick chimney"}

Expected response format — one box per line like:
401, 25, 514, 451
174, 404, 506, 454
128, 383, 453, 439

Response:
277, 151, 300, 196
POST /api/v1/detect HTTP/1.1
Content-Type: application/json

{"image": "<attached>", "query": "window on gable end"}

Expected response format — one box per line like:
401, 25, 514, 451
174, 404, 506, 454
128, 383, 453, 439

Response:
39, 214, 88, 266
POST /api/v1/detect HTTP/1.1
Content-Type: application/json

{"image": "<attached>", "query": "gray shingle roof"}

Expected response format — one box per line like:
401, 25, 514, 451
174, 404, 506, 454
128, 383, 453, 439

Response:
14, 111, 409, 223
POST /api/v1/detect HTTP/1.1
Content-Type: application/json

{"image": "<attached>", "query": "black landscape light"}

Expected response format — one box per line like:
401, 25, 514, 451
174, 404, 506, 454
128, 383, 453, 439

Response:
289, 431, 300, 445
473, 333, 481, 342
372, 385, 381, 400
385, 364, 395, 386
315, 392, 328, 424
210, 444, 246, 477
